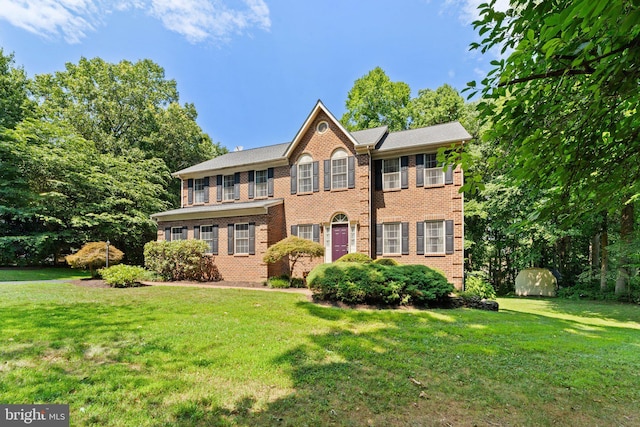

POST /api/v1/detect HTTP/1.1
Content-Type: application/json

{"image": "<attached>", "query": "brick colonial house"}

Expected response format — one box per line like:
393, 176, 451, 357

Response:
151, 101, 471, 289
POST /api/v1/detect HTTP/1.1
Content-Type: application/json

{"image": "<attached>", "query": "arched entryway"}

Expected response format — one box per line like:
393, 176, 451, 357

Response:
331, 213, 349, 262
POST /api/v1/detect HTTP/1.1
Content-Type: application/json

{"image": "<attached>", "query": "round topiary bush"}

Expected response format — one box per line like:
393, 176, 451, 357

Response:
335, 253, 373, 264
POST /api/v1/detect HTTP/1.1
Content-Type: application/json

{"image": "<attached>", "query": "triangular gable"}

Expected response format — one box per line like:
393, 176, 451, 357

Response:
283, 100, 362, 159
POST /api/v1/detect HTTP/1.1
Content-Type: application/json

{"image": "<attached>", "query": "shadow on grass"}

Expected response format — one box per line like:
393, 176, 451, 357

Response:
167, 300, 640, 427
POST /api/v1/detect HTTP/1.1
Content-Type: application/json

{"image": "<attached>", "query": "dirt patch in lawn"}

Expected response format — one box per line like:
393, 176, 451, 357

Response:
70, 278, 111, 288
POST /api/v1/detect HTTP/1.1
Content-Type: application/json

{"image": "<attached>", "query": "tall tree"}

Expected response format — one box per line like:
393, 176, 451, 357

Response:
467, 0, 640, 293
0, 49, 32, 129
410, 84, 466, 128
341, 67, 411, 131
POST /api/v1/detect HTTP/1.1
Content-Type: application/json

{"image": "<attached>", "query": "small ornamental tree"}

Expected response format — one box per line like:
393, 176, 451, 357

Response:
263, 236, 324, 284
66, 241, 124, 278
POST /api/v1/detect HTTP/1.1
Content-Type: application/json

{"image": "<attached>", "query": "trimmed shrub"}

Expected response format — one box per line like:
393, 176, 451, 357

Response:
307, 262, 454, 306
268, 275, 306, 289
373, 258, 400, 266
461, 272, 496, 300
263, 236, 324, 283
66, 242, 124, 278
144, 240, 222, 281
335, 253, 373, 263
100, 264, 149, 288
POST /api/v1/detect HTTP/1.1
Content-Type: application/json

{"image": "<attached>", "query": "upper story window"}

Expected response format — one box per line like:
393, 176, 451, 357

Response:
171, 227, 184, 241
331, 149, 348, 190
425, 153, 445, 186
382, 158, 400, 190
223, 175, 234, 201
194, 178, 205, 203
298, 154, 313, 193
383, 223, 401, 255
425, 221, 445, 254
255, 170, 268, 198
234, 223, 249, 254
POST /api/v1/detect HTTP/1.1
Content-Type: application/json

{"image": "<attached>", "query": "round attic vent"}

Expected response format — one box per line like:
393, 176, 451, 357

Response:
317, 121, 329, 134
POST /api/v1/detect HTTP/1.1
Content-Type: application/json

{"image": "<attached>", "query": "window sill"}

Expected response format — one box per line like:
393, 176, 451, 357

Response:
222, 200, 236, 203
382, 253, 402, 257
234, 253, 250, 257
424, 183, 445, 189
425, 253, 446, 257
296, 191, 314, 196
330, 187, 349, 192
382, 188, 402, 193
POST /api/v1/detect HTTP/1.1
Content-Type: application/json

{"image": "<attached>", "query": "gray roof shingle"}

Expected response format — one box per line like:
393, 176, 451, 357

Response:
351, 126, 388, 145
173, 142, 289, 176
376, 121, 471, 152
151, 199, 284, 221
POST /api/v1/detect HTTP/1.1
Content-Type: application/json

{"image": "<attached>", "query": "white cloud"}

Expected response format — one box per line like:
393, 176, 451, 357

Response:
0, 0, 271, 44
444, 0, 510, 25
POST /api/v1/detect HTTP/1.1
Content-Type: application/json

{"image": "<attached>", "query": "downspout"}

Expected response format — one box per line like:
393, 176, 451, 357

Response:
179, 177, 184, 208
367, 146, 373, 257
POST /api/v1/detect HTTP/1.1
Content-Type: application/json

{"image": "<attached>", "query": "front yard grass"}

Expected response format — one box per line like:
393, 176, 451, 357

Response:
0, 267, 90, 281
0, 283, 638, 426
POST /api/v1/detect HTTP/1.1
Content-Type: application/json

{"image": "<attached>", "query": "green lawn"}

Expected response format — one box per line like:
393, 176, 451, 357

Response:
0, 267, 90, 281
0, 283, 638, 426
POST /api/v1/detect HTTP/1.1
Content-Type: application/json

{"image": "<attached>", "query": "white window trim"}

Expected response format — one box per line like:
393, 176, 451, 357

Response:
383, 222, 401, 255
171, 227, 183, 241
255, 170, 268, 198
331, 149, 348, 190
234, 223, 249, 255
425, 220, 445, 255
324, 224, 331, 263
298, 224, 313, 241
382, 158, 400, 191
223, 175, 234, 201
317, 121, 329, 134
424, 154, 445, 186
298, 155, 313, 193
349, 223, 357, 253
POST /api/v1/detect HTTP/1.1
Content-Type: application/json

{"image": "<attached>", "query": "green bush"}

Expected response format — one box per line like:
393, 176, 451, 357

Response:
373, 258, 400, 266
335, 253, 373, 263
263, 236, 324, 283
144, 240, 222, 281
461, 272, 496, 300
268, 275, 305, 289
307, 262, 454, 306
100, 264, 149, 288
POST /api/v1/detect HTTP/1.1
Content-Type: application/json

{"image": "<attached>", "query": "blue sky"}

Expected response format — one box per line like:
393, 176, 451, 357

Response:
0, 0, 498, 151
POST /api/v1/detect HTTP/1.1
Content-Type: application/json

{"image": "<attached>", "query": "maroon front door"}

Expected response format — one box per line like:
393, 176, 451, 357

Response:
332, 224, 349, 261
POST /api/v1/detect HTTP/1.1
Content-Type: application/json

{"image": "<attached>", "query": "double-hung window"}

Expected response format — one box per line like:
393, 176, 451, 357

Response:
201, 225, 215, 253
331, 150, 348, 189
234, 223, 249, 254
382, 158, 400, 190
223, 175, 234, 201
298, 154, 313, 193
194, 178, 205, 203
171, 227, 184, 241
255, 170, 268, 198
297, 224, 313, 241
383, 223, 401, 255
425, 221, 444, 254
425, 154, 445, 186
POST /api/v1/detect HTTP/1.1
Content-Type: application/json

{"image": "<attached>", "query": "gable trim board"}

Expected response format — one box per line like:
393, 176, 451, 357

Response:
152, 100, 470, 288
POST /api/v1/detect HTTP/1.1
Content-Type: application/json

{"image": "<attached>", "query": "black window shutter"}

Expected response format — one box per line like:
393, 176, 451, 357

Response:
401, 222, 409, 255
234, 172, 240, 200
216, 175, 222, 202
416, 222, 424, 255
248, 223, 255, 255
267, 168, 274, 197
312, 161, 319, 192
290, 164, 297, 194
228, 224, 234, 255
400, 156, 409, 189
376, 224, 383, 256
416, 154, 424, 187
348, 156, 355, 189
324, 159, 331, 191
290, 225, 298, 236
445, 220, 454, 254
187, 178, 194, 204
445, 165, 454, 185
248, 170, 255, 199
313, 224, 320, 243
165, 227, 171, 242
203, 177, 210, 203
374, 160, 383, 190
194, 225, 200, 239
182, 226, 188, 240
212, 225, 219, 255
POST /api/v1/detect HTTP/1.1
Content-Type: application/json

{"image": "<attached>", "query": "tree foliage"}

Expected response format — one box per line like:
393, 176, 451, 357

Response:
66, 241, 124, 277
466, 0, 640, 294
263, 236, 324, 281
